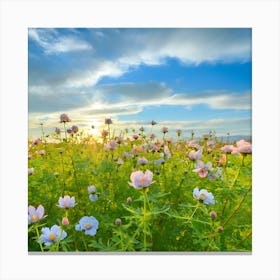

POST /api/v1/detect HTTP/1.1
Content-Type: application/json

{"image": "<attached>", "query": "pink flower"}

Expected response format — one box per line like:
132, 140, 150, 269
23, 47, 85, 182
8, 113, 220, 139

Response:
221, 145, 234, 153
62, 217, 69, 226
28, 205, 45, 224
162, 127, 168, 134
236, 140, 252, 154
218, 154, 227, 165
193, 160, 213, 178
188, 150, 202, 160
105, 118, 113, 125
128, 170, 154, 189
60, 113, 70, 123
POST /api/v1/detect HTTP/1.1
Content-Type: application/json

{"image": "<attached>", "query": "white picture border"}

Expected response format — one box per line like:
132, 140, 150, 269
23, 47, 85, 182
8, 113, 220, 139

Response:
0, 0, 279, 279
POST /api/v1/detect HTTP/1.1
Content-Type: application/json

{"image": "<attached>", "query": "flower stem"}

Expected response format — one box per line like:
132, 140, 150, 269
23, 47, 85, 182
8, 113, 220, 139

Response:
222, 185, 252, 228
35, 224, 44, 252
63, 122, 67, 142
143, 189, 147, 251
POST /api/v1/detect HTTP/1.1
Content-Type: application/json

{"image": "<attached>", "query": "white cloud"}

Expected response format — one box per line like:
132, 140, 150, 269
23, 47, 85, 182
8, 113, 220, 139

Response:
28, 28, 93, 54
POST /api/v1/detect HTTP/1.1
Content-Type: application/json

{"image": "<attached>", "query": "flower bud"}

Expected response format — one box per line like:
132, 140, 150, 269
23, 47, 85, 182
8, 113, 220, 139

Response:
62, 217, 69, 226
115, 218, 122, 226
210, 211, 217, 218
217, 226, 224, 232
126, 197, 132, 204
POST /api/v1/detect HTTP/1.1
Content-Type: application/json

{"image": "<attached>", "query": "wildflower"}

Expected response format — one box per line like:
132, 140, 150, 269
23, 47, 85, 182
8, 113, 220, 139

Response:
236, 140, 252, 154
155, 158, 165, 165
88, 185, 96, 194
176, 129, 182, 137
217, 226, 224, 232
150, 133, 156, 140
202, 133, 210, 140
151, 120, 157, 126
71, 125, 79, 133
28, 205, 45, 224
210, 211, 217, 218
128, 170, 154, 189
164, 146, 171, 158
62, 217, 69, 226
193, 160, 213, 178
165, 137, 173, 143
162, 127, 168, 134
60, 113, 70, 123
115, 218, 122, 226
101, 130, 109, 138
40, 225, 67, 246
33, 138, 41, 145
207, 140, 215, 149
57, 195, 76, 208
126, 197, 132, 204
193, 188, 215, 205
116, 136, 123, 144
188, 150, 202, 160
139, 126, 145, 132
105, 118, 113, 125
218, 154, 227, 165
117, 158, 124, 165
67, 128, 72, 134
137, 157, 149, 165
187, 140, 201, 150
220, 145, 234, 153
28, 167, 34, 176
55, 127, 61, 133
75, 216, 99, 236
38, 150, 45, 155
104, 140, 117, 151
132, 134, 139, 140
123, 152, 130, 159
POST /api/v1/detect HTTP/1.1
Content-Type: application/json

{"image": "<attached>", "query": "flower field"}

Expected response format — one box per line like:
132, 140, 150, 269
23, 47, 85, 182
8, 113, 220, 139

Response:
28, 115, 252, 252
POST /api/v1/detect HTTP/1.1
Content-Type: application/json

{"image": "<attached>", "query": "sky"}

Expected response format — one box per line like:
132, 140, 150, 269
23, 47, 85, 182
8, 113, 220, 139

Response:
28, 28, 252, 140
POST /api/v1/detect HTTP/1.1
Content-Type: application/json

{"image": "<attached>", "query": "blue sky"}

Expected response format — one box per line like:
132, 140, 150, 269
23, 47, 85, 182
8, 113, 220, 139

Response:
28, 28, 251, 139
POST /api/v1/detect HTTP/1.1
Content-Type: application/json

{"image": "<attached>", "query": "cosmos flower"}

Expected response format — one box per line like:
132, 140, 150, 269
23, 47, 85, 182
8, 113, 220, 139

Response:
60, 113, 70, 123
38, 150, 45, 155
40, 225, 67, 246
176, 129, 182, 136
28, 167, 34, 176
101, 130, 109, 138
137, 157, 149, 165
75, 216, 99, 236
193, 188, 215, 205
128, 170, 154, 189
33, 138, 41, 145
188, 149, 202, 160
220, 145, 234, 153
57, 195, 76, 208
71, 125, 79, 133
105, 118, 113, 125
193, 160, 213, 178
28, 205, 45, 224
236, 140, 252, 154
88, 185, 96, 194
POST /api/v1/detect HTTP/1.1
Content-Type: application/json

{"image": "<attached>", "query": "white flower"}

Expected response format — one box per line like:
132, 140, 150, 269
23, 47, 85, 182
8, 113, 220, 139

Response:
193, 188, 215, 205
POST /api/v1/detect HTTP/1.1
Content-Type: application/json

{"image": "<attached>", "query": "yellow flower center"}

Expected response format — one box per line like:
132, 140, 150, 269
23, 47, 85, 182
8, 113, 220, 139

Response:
200, 193, 206, 200
31, 214, 38, 221
140, 178, 146, 185
49, 233, 56, 241
85, 223, 92, 229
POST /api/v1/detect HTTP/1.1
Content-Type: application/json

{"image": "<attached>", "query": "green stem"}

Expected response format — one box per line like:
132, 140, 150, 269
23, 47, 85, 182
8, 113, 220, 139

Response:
63, 122, 67, 142
143, 190, 147, 251
35, 224, 44, 252
222, 185, 252, 228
